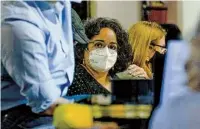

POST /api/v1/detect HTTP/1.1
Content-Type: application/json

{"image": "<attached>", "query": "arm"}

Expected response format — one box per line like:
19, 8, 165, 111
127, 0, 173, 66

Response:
1, 21, 64, 114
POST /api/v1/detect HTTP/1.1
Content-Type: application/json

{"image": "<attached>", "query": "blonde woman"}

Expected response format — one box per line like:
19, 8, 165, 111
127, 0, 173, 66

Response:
118, 21, 166, 79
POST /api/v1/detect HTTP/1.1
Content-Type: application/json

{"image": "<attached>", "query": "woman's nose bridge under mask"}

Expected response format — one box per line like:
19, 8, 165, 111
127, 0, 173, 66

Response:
104, 46, 114, 56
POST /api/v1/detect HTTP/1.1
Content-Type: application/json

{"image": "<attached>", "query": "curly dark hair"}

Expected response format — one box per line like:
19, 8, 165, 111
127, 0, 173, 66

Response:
75, 17, 133, 77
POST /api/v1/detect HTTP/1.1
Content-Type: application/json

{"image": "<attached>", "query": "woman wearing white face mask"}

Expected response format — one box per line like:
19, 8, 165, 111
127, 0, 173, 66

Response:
67, 18, 133, 96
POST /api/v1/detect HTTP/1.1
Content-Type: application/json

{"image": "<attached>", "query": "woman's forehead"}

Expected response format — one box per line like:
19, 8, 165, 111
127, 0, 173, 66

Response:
91, 28, 117, 43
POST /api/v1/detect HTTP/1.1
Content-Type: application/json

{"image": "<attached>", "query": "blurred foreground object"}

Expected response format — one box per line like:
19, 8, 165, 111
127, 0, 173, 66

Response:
150, 37, 200, 129
160, 40, 190, 103
53, 104, 93, 129
186, 32, 200, 92
53, 103, 152, 129
53, 104, 119, 129
54, 79, 154, 128
93, 104, 152, 119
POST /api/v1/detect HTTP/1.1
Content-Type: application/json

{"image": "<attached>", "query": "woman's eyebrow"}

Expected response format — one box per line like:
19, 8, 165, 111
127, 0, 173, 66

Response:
93, 40, 117, 45
93, 39, 105, 42
110, 42, 117, 45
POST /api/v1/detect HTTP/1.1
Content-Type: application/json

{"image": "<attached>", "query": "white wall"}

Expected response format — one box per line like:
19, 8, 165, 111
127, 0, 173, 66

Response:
91, 1, 141, 30
178, 1, 200, 41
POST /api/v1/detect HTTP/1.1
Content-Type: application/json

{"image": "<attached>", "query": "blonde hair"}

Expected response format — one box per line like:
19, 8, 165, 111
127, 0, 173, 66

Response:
128, 21, 166, 78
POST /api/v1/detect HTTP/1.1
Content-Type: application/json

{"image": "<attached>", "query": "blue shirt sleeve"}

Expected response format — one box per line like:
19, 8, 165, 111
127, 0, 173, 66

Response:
1, 21, 61, 113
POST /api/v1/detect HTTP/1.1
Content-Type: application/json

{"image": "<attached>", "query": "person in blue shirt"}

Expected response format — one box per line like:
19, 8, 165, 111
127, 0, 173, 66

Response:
1, 1, 81, 128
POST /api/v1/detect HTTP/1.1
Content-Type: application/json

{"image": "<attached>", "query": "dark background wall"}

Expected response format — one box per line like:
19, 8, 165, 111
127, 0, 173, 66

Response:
71, 1, 90, 21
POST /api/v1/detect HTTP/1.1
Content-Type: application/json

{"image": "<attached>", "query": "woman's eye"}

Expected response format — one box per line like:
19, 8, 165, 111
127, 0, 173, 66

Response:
95, 43, 104, 48
109, 45, 117, 50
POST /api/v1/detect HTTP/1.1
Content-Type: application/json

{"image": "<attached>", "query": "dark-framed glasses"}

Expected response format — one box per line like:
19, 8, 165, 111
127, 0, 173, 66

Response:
150, 43, 167, 54
89, 40, 118, 51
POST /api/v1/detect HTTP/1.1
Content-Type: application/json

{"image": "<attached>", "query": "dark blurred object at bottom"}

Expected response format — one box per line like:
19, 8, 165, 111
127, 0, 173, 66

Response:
93, 79, 153, 129
73, 79, 154, 129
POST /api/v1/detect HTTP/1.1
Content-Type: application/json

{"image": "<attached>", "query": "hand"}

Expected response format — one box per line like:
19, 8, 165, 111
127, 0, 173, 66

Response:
40, 97, 74, 116
126, 64, 148, 79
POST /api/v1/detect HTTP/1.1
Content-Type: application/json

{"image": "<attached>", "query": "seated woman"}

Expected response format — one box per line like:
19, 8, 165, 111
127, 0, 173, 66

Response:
67, 18, 133, 96
120, 21, 166, 79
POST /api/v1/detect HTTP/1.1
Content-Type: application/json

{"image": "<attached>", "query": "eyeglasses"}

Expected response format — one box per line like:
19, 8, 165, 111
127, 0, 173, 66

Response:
150, 43, 167, 54
89, 40, 118, 51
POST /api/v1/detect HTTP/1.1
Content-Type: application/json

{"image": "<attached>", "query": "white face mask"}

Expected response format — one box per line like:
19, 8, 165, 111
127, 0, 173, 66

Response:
88, 47, 117, 72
